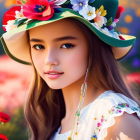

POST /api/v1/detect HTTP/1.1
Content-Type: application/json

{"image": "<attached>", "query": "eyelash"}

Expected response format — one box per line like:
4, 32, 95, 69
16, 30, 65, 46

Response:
32, 43, 75, 50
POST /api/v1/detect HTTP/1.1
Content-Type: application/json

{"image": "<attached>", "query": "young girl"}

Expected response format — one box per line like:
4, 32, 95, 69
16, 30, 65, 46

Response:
1, 0, 140, 140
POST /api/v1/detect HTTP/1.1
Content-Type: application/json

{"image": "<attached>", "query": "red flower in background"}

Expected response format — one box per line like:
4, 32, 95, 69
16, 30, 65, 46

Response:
0, 134, 8, 140
0, 112, 10, 123
22, 0, 54, 21
3, 6, 21, 31
126, 72, 140, 84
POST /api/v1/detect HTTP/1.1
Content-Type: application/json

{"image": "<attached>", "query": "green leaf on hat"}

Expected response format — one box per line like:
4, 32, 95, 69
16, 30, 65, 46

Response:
14, 19, 18, 23
106, 17, 113, 26
61, 0, 70, 8
14, 19, 27, 27
26, 20, 40, 29
64, 0, 70, 4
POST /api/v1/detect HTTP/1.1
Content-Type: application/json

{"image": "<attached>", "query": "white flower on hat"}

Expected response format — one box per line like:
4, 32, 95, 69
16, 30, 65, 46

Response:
79, 5, 96, 20
101, 27, 112, 37
111, 21, 116, 27
15, 11, 24, 18
91, 22, 101, 30
3, 20, 17, 32
15, 10, 26, 21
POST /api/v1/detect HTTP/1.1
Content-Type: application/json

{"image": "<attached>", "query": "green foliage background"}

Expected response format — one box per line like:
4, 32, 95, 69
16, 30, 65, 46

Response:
0, 107, 28, 140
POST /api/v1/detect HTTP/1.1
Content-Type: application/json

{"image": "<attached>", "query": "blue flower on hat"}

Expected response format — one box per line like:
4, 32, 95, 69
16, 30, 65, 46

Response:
109, 29, 120, 39
70, 0, 88, 11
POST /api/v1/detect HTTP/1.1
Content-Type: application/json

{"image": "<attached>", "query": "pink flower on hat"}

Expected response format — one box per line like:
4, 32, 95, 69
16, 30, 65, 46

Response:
94, 5, 107, 27
22, 0, 54, 21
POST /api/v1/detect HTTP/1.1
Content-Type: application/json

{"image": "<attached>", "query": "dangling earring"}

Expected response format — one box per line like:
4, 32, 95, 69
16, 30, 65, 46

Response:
68, 67, 89, 140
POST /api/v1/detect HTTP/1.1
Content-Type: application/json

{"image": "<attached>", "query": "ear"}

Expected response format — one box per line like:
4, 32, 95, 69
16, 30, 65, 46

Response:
111, 45, 132, 60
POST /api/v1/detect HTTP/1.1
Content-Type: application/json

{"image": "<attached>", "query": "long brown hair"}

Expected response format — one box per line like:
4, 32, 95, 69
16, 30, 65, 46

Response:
24, 18, 140, 140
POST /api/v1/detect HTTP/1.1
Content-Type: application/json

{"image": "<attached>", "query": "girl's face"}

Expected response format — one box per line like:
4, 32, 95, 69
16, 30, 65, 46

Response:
29, 19, 88, 89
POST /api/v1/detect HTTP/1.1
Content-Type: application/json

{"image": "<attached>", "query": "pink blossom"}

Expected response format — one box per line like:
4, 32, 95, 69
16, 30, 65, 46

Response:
114, 19, 119, 23
22, 0, 54, 21
94, 12, 105, 27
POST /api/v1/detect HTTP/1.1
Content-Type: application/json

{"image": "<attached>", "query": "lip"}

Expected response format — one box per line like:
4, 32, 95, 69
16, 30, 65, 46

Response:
44, 70, 64, 79
45, 70, 64, 74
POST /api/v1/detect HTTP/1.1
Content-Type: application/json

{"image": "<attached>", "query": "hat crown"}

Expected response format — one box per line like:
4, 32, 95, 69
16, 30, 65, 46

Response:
91, 0, 119, 20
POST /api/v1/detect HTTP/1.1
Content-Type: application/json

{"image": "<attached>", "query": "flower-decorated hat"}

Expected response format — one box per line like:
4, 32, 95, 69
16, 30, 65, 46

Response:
1, 0, 136, 65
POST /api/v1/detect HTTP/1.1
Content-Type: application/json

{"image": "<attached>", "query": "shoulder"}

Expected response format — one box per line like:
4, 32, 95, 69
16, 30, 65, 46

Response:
104, 112, 140, 140
77, 91, 140, 140
89, 90, 140, 140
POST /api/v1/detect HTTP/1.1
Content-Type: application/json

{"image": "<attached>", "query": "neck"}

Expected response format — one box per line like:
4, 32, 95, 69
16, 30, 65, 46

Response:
61, 76, 106, 123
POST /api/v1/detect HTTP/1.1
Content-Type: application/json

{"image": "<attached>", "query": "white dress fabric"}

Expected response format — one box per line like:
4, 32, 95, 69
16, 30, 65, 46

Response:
51, 90, 140, 140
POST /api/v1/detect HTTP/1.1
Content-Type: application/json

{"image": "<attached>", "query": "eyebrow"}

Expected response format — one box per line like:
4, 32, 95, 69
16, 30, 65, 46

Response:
53, 36, 78, 42
30, 39, 44, 42
30, 36, 78, 42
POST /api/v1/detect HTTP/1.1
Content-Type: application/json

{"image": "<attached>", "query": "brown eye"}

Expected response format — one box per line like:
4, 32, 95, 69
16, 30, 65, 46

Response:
61, 44, 75, 49
32, 45, 45, 50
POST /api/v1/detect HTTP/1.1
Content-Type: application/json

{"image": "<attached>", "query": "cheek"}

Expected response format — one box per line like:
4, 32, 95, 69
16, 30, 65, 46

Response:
62, 44, 88, 81
31, 51, 43, 75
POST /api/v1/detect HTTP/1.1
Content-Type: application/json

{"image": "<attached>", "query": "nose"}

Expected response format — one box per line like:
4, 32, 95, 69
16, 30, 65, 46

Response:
45, 47, 59, 66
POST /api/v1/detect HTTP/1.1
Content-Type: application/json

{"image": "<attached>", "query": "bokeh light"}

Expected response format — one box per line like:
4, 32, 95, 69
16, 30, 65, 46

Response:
130, 2, 139, 9
132, 58, 140, 68
135, 8, 140, 17
4, 0, 13, 8
124, 15, 133, 23
117, 27, 130, 34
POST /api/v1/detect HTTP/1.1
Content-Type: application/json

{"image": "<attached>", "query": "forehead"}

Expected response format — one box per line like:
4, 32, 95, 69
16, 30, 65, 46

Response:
28, 18, 85, 40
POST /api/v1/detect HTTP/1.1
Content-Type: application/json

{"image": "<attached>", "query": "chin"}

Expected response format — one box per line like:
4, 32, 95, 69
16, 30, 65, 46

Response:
45, 80, 67, 89
48, 85, 62, 90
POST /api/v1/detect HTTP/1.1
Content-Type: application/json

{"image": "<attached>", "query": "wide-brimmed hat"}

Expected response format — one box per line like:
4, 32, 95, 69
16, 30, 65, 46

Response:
1, 0, 136, 65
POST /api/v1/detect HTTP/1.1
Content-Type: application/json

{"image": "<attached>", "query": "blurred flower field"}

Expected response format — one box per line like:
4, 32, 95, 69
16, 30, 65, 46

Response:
0, 55, 32, 139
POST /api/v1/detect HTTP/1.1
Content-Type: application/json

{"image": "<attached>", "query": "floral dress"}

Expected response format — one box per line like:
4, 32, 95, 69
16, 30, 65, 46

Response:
51, 90, 140, 140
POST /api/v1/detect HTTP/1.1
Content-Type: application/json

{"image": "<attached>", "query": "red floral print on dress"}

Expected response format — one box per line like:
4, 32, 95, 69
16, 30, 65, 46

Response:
96, 115, 107, 131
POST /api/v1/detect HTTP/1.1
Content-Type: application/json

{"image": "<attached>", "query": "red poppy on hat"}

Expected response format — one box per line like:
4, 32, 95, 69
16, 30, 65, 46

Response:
115, 6, 125, 19
22, 0, 54, 21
